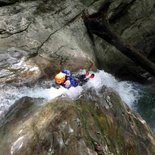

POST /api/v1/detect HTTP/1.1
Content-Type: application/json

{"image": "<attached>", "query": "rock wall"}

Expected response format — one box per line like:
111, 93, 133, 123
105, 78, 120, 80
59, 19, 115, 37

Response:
0, 0, 99, 83
0, 0, 155, 81
93, 0, 155, 81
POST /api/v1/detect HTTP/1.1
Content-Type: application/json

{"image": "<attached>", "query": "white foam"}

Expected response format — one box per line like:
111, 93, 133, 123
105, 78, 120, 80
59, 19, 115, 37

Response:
25, 86, 83, 100
86, 70, 140, 106
0, 70, 140, 116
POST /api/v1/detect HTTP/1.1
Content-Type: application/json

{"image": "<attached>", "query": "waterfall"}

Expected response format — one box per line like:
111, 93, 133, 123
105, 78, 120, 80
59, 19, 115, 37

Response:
0, 70, 141, 117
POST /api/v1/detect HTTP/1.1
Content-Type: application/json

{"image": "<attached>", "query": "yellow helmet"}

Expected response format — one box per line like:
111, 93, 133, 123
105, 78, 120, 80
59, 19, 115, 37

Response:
54, 72, 66, 84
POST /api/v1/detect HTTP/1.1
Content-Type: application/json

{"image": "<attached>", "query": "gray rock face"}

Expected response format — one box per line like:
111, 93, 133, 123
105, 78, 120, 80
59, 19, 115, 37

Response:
0, 0, 155, 81
94, 0, 155, 81
0, 0, 97, 75
0, 47, 41, 83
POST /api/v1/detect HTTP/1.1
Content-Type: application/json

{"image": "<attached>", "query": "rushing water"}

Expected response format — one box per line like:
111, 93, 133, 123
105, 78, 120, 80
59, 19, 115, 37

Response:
1, 67, 155, 133
0, 70, 141, 117
2, 69, 155, 132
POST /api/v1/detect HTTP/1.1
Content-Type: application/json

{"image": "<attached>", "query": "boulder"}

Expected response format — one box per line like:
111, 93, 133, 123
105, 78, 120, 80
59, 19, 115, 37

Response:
0, 88, 155, 155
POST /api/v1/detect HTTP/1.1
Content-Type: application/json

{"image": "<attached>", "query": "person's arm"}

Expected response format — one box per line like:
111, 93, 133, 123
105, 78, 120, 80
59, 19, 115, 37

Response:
64, 80, 71, 88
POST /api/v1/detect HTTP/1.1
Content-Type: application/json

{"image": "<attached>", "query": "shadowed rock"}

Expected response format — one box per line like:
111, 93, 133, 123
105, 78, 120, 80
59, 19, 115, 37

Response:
88, 0, 155, 82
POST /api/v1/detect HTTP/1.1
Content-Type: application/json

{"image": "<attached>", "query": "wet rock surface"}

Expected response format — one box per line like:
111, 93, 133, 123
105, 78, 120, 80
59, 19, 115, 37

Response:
0, 88, 155, 155
0, 47, 41, 84
0, 96, 44, 126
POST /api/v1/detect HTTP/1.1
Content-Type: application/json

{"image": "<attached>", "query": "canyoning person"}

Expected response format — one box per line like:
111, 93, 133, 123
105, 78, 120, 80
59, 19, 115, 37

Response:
54, 70, 78, 89
54, 69, 94, 89
75, 70, 95, 86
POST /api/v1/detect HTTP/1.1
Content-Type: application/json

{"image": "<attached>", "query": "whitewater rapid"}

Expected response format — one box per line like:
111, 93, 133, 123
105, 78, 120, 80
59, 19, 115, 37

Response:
0, 70, 141, 116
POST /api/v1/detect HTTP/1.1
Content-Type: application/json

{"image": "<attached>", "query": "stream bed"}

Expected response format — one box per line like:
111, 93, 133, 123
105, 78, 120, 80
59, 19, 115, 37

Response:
1, 70, 154, 132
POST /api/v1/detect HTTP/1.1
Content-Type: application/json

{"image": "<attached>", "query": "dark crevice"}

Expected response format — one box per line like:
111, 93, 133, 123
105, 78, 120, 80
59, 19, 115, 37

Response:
0, 0, 37, 7
0, 22, 31, 38
108, 0, 136, 23
0, 1, 15, 7
35, 26, 66, 55
28, 9, 86, 59
148, 48, 155, 63
87, 0, 112, 19
66, 12, 82, 25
